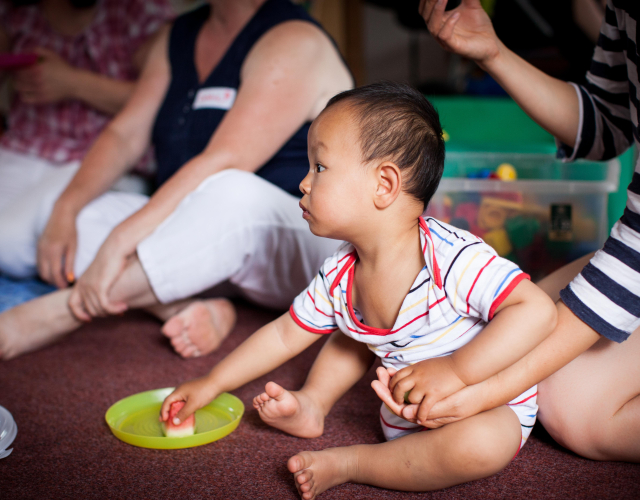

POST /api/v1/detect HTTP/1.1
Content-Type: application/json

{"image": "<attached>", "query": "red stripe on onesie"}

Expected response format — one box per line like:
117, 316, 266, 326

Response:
488, 273, 530, 320
289, 305, 336, 335
465, 256, 496, 314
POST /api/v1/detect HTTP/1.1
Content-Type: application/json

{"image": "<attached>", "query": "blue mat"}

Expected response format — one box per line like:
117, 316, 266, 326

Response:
0, 276, 56, 313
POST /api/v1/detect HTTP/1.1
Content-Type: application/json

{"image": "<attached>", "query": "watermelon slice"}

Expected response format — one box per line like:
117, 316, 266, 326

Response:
162, 401, 195, 438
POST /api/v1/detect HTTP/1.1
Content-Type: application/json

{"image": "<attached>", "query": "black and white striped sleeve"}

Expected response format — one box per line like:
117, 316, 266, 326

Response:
557, 3, 634, 162
557, 1, 640, 342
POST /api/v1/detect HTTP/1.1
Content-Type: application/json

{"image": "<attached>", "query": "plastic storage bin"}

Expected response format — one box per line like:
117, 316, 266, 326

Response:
424, 152, 620, 280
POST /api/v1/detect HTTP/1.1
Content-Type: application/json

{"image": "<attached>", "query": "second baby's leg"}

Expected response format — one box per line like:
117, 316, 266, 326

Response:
254, 330, 375, 438
289, 405, 522, 499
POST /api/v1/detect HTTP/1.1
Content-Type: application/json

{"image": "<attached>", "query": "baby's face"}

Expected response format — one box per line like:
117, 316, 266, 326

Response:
299, 105, 373, 240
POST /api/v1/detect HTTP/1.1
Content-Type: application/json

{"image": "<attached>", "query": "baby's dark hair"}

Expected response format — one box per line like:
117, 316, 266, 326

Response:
325, 81, 445, 209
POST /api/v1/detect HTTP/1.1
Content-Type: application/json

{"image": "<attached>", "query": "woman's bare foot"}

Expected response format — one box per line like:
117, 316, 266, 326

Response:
0, 289, 81, 360
160, 299, 236, 358
288, 448, 356, 500
252, 381, 326, 438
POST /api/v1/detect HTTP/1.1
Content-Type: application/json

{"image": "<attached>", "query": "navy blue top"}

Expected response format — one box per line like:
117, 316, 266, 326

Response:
151, 0, 323, 196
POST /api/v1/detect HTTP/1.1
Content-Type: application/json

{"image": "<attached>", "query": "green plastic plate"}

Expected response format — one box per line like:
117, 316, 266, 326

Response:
105, 388, 244, 449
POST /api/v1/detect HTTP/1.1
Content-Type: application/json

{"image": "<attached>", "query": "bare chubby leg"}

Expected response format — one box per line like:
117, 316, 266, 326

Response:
288, 405, 521, 499
536, 253, 640, 461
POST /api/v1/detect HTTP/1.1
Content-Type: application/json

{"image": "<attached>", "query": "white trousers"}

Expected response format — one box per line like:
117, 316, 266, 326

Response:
0, 148, 80, 278
0, 147, 149, 279
75, 169, 341, 309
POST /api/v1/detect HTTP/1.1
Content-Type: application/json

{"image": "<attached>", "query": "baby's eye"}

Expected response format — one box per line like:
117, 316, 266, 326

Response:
315, 163, 326, 173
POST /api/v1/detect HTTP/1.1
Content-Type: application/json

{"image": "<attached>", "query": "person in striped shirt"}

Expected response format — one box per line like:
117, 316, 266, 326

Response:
412, 0, 640, 462
161, 82, 557, 498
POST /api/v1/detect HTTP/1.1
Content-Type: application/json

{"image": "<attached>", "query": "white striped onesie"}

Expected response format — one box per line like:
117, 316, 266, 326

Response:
291, 217, 538, 452
558, 0, 640, 341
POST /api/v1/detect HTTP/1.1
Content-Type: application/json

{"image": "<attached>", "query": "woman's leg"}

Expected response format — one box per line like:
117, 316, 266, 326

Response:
288, 405, 521, 499
536, 254, 640, 461
136, 169, 341, 354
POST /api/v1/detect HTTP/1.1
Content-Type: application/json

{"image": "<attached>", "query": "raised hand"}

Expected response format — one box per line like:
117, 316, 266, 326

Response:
419, 0, 501, 66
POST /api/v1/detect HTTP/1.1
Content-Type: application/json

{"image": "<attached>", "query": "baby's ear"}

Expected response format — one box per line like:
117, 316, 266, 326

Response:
373, 162, 402, 209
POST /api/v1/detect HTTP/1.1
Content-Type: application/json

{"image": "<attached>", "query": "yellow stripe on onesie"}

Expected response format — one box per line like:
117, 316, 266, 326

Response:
289, 217, 537, 455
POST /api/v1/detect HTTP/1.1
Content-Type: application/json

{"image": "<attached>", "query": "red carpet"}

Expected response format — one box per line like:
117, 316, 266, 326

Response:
1, 303, 639, 499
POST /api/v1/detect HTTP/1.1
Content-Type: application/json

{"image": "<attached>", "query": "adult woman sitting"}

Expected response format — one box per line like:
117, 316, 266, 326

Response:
395, 0, 639, 462
0, 0, 352, 359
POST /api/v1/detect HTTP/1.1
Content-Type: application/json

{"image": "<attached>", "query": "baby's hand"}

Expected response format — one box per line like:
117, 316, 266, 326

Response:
159, 376, 218, 425
371, 366, 418, 422
390, 357, 466, 425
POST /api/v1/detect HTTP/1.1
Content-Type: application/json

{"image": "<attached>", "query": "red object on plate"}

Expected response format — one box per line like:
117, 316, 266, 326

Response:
0, 53, 39, 70
162, 401, 196, 438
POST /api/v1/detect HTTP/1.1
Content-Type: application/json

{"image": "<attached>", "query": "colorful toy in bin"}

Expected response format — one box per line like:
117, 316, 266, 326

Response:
496, 163, 517, 181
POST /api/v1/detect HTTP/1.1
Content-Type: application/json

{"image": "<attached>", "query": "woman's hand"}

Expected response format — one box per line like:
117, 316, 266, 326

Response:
37, 206, 78, 289
372, 366, 487, 428
13, 47, 79, 104
388, 356, 467, 425
160, 376, 219, 425
67, 235, 129, 321
419, 0, 501, 67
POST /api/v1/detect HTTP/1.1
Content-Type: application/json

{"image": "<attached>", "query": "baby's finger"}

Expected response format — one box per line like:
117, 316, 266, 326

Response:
159, 392, 184, 422
392, 377, 416, 405
174, 399, 199, 425
371, 380, 405, 416
388, 366, 412, 392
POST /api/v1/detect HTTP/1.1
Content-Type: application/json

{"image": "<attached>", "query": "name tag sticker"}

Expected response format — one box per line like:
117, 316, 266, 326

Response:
192, 87, 237, 110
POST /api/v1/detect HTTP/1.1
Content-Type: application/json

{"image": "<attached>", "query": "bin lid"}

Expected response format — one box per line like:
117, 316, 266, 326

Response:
0, 405, 17, 459
429, 96, 557, 155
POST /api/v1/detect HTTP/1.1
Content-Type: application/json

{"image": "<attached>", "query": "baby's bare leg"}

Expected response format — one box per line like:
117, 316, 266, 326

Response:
254, 331, 375, 437
288, 405, 521, 499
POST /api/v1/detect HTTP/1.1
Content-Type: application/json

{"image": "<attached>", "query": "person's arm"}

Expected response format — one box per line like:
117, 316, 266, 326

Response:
421, 0, 580, 146
377, 280, 557, 423
68, 20, 348, 319
37, 26, 171, 288
419, 301, 600, 428
160, 312, 322, 424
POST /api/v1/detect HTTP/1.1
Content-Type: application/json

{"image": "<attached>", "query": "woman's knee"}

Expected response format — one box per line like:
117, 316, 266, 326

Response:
0, 212, 37, 278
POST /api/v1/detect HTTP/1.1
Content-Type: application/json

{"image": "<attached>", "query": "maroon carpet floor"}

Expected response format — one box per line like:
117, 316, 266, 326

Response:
1, 303, 639, 499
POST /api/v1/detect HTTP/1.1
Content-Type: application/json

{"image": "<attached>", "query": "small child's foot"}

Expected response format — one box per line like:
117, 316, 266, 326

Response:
252, 381, 325, 438
161, 299, 236, 358
288, 448, 355, 500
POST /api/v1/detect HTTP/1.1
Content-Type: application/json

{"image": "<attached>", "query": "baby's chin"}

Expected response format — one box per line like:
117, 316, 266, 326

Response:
307, 222, 341, 241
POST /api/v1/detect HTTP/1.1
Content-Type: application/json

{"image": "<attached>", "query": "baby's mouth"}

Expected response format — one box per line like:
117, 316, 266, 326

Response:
299, 201, 310, 219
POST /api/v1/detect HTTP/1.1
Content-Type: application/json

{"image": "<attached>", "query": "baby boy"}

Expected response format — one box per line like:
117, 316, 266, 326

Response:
161, 82, 557, 499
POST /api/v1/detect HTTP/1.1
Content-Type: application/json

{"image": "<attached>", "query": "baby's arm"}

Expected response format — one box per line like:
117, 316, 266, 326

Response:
386, 279, 557, 423
160, 312, 322, 425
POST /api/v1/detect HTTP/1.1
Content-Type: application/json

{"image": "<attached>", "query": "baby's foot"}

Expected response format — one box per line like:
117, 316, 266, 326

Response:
252, 382, 325, 438
288, 448, 355, 500
0, 289, 80, 360
161, 299, 236, 358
